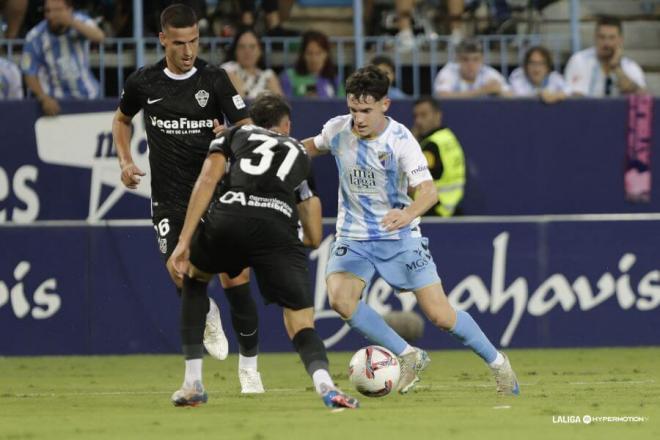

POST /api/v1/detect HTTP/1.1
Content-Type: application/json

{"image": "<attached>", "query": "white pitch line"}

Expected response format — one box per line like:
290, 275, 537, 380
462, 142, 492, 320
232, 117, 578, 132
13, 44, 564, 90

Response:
5, 379, 655, 399
569, 380, 656, 385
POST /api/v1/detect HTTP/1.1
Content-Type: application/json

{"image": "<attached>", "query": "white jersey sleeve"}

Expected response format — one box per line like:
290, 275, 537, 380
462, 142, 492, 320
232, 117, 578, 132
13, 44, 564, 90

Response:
484, 66, 511, 92
313, 115, 350, 154
564, 52, 590, 95
397, 130, 432, 188
621, 58, 646, 89
433, 63, 457, 95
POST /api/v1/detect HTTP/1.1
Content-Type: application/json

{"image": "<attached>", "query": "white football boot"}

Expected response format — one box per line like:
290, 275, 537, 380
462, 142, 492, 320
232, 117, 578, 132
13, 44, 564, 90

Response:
203, 297, 229, 360
238, 368, 265, 394
489, 352, 520, 396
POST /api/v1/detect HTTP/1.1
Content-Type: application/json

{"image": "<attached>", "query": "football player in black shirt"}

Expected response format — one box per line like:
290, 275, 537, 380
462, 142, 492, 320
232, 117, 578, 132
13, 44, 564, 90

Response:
111, 4, 264, 392
169, 93, 358, 409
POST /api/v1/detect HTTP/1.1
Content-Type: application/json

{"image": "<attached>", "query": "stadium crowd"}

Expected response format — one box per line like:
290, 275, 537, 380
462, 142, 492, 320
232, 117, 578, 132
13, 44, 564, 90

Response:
0, 1, 649, 105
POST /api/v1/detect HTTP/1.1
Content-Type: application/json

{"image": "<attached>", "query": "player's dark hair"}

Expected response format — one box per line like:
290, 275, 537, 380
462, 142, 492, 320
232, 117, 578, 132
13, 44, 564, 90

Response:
345, 65, 390, 102
596, 15, 622, 34
226, 27, 266, 70
456, 38, 482, 55
160, 3, 197, 31
249, 92, 291, 129
414, 96, 442, 113
294, 30, 336, 79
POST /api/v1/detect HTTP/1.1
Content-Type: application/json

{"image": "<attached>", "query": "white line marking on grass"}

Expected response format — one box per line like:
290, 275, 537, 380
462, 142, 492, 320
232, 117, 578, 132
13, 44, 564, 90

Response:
493, 405, 511, 410
7, 379, 655, 399
569, 380, 655, 385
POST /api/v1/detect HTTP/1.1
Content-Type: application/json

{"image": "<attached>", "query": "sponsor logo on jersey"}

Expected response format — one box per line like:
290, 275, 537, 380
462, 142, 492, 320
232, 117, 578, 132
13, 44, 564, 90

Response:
232, 94, 246, 109
219, 191, 293, 217
348, 166, 378, 194
148, 116, 213, 135
411, 164, 429, 175
194, 89, 209, 107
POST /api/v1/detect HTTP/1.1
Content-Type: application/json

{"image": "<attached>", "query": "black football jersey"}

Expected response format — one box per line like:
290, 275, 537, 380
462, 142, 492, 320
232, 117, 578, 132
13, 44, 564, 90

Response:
208, 125, 310, 225
119, 58, 249, 216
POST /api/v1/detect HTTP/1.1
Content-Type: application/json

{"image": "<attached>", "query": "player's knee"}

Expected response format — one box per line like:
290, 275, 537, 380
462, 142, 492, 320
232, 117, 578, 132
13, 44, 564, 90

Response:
328, 292, 357, 319
425, 307, 455, 330
283, 308, 314, 337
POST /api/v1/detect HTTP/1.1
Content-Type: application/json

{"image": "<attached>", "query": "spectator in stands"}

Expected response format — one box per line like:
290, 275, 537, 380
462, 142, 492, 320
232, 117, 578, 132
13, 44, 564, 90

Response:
371, 55, 407, 98
239, 0, 296, 36
564, 15, 646, 97
367, 0, 437, 52
279, 30, 343, 98
433, 38, 509, 98
0, 0, 27, 38
412, 97, 465, 217
509, 46, 568, 104
221, 27, 283, 98
0, 56, 23, 99
21, 0, 104, 116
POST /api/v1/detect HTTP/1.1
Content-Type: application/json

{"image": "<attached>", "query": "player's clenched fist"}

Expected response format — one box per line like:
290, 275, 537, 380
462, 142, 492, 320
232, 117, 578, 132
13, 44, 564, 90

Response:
120, 162, 146, 189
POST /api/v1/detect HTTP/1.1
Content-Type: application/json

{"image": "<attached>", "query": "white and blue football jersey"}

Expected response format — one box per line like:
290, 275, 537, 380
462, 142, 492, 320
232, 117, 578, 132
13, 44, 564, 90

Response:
314, 114, 432, 240
20, 12, 100, 99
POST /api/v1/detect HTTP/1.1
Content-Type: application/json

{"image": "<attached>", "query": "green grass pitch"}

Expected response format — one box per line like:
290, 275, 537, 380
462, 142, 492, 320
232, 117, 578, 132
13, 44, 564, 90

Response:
1, 348, 658, 440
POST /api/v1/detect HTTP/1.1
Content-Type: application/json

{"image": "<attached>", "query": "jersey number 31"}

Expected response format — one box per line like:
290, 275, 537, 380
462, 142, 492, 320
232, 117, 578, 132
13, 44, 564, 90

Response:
240, 133, 300, 181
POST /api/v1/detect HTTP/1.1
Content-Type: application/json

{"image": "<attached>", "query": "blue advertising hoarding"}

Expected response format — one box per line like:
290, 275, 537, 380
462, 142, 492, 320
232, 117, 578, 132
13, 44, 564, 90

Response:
1, 219, 658, 355
1, 98, 659, 222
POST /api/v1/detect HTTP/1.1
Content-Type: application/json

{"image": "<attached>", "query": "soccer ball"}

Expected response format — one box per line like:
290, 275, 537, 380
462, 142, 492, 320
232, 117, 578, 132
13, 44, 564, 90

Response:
348, 345, 400, 397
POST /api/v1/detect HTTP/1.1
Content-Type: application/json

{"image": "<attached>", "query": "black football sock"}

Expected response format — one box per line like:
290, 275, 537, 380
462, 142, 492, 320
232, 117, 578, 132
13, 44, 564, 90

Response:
292, 328, 334, 395
292, 327, 330, 376
181, 276, 209, 360
224, 283, 259, 357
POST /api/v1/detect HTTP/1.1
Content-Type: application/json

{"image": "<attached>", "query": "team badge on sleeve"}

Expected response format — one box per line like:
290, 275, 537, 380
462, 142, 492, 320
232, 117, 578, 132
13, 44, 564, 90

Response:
232, 94, 246, 109
195, 89, 209, 107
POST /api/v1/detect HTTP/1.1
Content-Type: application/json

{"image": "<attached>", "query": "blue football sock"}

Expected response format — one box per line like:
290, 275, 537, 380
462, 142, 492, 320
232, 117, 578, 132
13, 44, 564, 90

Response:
347, 301, 408, 356
449, 310, 498, 364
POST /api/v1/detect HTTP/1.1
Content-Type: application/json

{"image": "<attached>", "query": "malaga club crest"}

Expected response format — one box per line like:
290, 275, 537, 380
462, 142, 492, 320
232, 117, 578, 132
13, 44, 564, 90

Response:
195, 89, 209, 107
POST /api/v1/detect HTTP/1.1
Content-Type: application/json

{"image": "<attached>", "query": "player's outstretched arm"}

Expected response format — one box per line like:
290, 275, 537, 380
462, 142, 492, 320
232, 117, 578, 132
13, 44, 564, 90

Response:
297, 196, 322, 248
112, 108, 145, 189
170, 153, 227, 277
302, 137, 326, 158
381, 180, 436, 232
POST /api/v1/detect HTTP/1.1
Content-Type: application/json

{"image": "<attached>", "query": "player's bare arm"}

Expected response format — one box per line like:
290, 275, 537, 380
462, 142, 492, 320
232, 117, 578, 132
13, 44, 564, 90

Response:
297, 196, 322, 248
112, 108, 145, 189
302, 137, 326, 157
381, 180, 436, 232
69, 16, 105, 43
170, 152, 227, 277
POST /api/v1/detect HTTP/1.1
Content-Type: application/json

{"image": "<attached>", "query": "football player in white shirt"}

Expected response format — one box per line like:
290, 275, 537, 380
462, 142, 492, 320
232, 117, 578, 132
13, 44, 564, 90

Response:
302, 66, 520, 396
509, 46, 569, 104
433, 38, 510, 98
564, 15, 646, 97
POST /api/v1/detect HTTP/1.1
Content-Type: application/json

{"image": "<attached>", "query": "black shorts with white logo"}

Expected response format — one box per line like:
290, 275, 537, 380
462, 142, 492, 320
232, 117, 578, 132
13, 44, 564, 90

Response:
189, 212, 313, 310
151, 206, 184, 261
